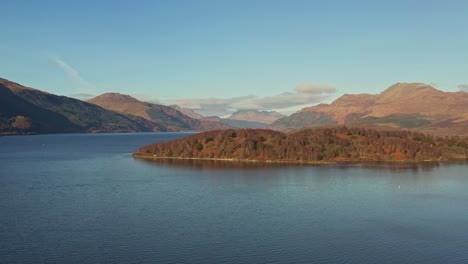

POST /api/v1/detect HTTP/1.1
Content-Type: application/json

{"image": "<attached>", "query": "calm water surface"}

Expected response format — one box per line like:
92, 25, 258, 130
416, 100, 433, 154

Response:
1, 133, 467, 264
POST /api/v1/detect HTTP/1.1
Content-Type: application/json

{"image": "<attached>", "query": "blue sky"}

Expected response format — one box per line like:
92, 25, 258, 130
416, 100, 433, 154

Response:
2, 0, 468, 115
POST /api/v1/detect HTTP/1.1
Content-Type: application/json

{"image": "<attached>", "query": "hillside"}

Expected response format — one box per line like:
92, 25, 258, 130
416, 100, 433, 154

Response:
269, 83, 468, 136
87, 93, 230, 131
134, 127, 468, 163
0, 78, 160, 134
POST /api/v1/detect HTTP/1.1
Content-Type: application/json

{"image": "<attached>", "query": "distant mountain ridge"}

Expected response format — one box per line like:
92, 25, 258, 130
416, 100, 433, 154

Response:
2, 79, 467, 136
169, 107, 285, 128
270, 83, 468, 136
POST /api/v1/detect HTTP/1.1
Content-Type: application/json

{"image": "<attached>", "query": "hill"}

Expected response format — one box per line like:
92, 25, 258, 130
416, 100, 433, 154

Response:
269, 83, 468, 136
134, 127, 468, 163
0, 78, 160, 134
87, 93, 230, 131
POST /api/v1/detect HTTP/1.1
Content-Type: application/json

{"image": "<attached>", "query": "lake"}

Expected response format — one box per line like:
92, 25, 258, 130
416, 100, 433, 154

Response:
1, 133, 467, 263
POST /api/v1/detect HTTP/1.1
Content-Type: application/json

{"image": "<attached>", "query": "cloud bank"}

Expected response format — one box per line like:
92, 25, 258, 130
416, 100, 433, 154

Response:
458, 84, 468, 92
170, 83, 336, 116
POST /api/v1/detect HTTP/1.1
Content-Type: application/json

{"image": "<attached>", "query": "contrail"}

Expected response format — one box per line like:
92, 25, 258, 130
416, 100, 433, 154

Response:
50, 55, 97, 93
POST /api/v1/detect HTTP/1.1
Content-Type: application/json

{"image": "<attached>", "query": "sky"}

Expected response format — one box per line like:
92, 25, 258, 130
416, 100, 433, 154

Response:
2, 0, 468, 116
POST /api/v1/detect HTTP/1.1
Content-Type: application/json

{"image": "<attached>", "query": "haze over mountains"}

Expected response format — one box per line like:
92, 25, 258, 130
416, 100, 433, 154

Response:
171, 105, 285, 128
1, 78, 467, 136
229, 110, 285, 124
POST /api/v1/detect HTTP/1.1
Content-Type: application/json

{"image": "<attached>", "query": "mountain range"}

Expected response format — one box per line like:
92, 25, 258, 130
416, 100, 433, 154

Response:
0, 78, 159, 134
0, 78, 281, 135
0, 78, 229, 134
1, 78, 467, 136
270, 83, 468, 136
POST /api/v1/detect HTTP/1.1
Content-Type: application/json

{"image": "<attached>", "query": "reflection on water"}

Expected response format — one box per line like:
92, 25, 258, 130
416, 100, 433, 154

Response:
135, 158, 308, 170
134, 157, 461, 172
135, 158, 468, 189
332, 161, 441, 172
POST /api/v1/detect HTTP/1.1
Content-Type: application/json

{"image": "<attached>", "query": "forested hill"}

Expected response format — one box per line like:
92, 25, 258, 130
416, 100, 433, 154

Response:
134, 127, 468, 163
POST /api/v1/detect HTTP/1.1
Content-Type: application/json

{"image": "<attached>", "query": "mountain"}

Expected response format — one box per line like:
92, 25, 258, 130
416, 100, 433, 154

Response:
134, 127, 468, 162
87, 93, 230, 131
0, 78, 161, 135
228, 110, 285, 124
170, 105, 205, 119
270, 83, 468, 136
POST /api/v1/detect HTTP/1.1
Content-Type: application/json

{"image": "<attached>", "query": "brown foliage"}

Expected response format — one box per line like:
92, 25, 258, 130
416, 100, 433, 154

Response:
135, 127, 468, 162
11, 116, 32, 130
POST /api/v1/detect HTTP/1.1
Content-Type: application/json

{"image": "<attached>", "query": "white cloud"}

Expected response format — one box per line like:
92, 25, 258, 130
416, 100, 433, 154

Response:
50, 55, 97, 93
69, 93, 96, 100
458, 84, 468, 92
169, 83, 336, 116
170, 96, 252, 116
296, 83, 336, 94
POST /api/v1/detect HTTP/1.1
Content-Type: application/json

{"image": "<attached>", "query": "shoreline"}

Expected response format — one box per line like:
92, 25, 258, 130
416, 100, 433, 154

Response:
132, 153, 465, 165
132, 153, 334, 164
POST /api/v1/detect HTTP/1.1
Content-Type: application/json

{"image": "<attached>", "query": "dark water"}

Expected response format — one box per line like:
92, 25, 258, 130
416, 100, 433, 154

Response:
1, 133, 468, 264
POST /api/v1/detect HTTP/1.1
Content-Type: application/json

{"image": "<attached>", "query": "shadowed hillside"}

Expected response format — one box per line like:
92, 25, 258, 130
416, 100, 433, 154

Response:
0, 78, 163, 134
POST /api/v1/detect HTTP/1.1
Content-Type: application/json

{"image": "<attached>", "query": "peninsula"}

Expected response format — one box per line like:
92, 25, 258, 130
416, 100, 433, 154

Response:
133, 127, 468, 163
